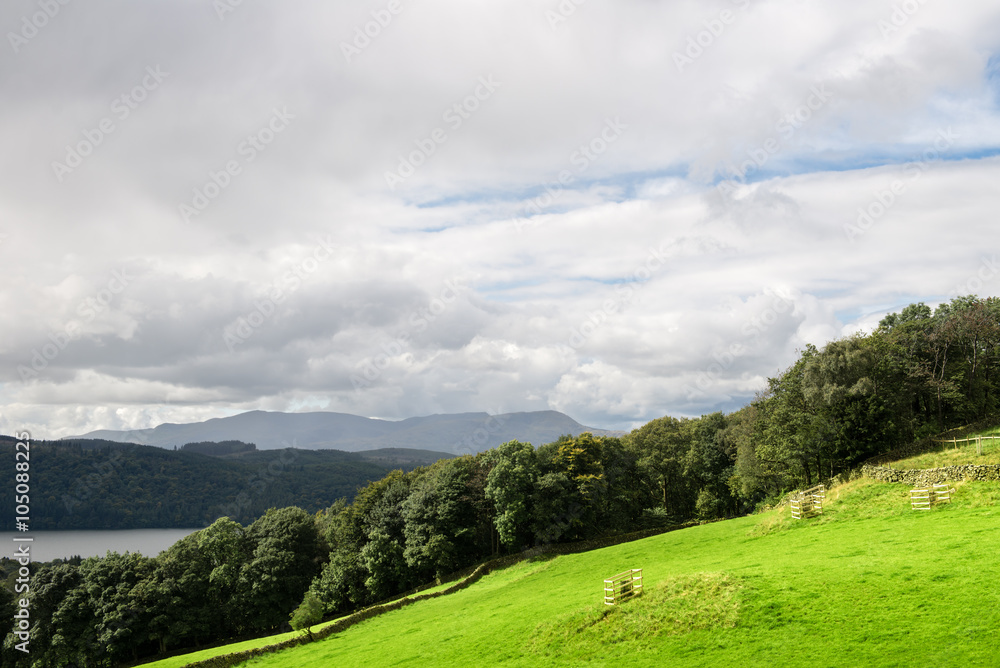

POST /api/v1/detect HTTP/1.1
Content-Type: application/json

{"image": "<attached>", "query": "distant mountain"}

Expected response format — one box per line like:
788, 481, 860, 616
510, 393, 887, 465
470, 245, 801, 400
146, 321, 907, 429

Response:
66, 410, 622, 455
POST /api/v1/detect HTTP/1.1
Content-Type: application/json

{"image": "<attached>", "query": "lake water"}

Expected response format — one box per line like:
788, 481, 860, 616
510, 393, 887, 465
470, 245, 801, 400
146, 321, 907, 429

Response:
1, 528, 204, 561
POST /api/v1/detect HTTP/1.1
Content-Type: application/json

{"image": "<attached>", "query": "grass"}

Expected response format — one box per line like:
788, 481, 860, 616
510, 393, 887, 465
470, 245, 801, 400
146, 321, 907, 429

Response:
204, 478, 1000, 668
891, 426, 1000, 469
140, 621, 333, 668
529, 571, 742, 651
140, 570, 494, 667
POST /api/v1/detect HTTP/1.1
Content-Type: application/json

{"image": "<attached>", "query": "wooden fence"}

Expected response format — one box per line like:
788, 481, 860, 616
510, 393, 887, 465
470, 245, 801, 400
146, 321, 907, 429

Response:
790, 484, 825, 520
934, 434, 999, 456
603, 569, 643, 605
910, 483, 956, 510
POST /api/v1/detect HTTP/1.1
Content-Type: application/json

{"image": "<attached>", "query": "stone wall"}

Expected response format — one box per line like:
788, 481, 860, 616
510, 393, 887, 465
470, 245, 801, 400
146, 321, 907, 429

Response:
860, 463, 1000, 486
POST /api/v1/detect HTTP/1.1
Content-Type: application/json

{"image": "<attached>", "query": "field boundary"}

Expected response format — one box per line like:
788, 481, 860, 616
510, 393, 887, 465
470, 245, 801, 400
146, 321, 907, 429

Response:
169, 521, 701, 668
863, 415, 1000, 467
860, 463, 1000, 486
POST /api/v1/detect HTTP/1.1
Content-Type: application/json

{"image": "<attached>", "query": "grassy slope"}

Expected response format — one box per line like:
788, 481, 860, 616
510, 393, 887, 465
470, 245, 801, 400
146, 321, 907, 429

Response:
144, 627, 324, 668
141, 578, 464, 668
219, 478, 1000, 668
892, 426, 1000, 468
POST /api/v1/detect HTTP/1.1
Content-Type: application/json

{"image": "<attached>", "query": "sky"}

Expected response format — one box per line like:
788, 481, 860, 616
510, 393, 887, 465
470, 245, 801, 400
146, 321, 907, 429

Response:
1, 0, 999, 439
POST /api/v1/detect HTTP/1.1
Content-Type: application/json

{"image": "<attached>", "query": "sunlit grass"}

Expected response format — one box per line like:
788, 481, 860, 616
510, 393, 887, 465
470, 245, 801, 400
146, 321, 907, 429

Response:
225, 477, 1000, 668
892, 427, 1000, 469
529, 571, 742, 653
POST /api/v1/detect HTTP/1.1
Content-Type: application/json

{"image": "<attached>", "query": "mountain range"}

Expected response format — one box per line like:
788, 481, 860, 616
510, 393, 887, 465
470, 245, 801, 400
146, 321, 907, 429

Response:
66, 410, 623, 455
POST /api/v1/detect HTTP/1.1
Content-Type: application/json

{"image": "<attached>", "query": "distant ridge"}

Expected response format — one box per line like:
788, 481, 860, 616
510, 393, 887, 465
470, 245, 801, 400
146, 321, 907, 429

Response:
65, 410, 623, 455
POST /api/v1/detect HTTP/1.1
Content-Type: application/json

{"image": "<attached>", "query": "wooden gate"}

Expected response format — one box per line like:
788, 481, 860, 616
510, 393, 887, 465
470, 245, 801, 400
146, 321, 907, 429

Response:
911, 484, 955, 510
790, 484, 825, 519
603, 569, 643, 605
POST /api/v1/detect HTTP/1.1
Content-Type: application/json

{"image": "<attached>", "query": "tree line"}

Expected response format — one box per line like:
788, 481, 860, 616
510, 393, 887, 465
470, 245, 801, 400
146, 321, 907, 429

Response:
2, 427, 737, 666
0, 440, 439, 531
3, 295, 998, 666
731, 295, 1000, 505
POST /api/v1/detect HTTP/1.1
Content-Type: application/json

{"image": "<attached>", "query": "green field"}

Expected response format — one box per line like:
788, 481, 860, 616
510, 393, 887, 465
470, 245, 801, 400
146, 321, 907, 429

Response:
141, 578, 463, 668
150, 477, 1000, 668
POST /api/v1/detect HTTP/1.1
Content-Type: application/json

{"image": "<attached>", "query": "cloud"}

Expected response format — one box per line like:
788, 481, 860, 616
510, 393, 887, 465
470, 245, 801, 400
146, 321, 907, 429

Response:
2, 0, 999, 437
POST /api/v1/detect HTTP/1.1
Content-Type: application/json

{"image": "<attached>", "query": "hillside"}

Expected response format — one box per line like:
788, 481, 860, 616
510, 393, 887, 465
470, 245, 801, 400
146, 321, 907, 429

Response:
64, 409, 620, 454
0, 436, 452, 530
150, 477, 1000, 667
887, 426, 1000, 469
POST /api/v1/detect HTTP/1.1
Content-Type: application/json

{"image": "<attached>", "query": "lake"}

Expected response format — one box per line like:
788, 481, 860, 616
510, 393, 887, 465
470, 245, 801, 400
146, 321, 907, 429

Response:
1, 528, 204, 561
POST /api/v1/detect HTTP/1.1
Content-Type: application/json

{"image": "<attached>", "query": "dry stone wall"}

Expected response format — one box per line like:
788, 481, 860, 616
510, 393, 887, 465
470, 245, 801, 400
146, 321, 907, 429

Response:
860, 463, 1000, 486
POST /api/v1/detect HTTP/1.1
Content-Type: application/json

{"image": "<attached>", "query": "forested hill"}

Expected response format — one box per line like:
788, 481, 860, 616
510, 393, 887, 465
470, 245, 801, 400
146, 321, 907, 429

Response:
0, 437, 451, 531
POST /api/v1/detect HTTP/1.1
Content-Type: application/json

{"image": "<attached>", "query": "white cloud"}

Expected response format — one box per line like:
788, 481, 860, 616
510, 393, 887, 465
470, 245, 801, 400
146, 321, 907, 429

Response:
1, 0, 999, 437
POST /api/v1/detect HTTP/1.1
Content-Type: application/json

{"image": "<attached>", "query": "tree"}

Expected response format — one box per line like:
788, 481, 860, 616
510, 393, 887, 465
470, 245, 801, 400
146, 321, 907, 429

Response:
753, 346, 834, 487
198, 516, 250, 635
695, 488, 722, 520
347, 471, 414, 601
289, 591, 324, 639
360, 529, 408, 600
686, 413, 735, 519
878, 302, 931, 330
131, 531, 217, 654
310, 498, 370, 615
531, 471, 576, 544
402, 458, 478, 580
720, 403, 765, 511
0, 584, 16, 665
549, 433, 607, 539
626, 416, 695, 519
483, 441, 538, 549
5, 565, 60, 667
309, 548, 368, 615
598, 437, 648, 532
802, 333, 909, 468
79, 552, 154, 665
239, 507, 325, 632
40, 564, 96, 667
